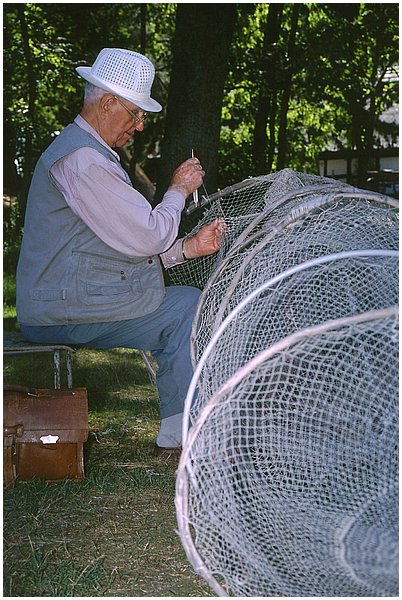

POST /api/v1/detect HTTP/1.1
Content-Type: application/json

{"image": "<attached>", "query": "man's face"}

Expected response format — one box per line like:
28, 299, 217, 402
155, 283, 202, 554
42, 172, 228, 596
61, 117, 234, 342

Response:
107, 96, 146, 148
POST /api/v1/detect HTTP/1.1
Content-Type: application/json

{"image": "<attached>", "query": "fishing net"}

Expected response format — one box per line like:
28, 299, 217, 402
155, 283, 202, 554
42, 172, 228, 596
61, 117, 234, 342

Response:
173, 169, 399, 596
176, 307, 398, 597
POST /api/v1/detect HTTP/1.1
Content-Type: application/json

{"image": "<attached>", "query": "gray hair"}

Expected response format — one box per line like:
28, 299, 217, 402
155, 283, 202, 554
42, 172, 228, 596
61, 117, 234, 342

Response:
83, 82, 109, 104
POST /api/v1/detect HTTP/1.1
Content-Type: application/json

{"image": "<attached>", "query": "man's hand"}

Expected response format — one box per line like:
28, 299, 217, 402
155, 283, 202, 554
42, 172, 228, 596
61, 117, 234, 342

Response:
169, 157, 205, 198
183, 219, 226, 259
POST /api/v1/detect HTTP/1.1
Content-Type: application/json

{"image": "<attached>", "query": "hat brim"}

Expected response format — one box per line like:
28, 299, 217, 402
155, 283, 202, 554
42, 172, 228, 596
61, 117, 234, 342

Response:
76, 66, 162, 112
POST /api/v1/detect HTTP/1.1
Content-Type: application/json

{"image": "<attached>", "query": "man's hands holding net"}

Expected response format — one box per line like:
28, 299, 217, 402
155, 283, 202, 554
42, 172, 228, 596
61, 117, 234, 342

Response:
183, 218, 226, 259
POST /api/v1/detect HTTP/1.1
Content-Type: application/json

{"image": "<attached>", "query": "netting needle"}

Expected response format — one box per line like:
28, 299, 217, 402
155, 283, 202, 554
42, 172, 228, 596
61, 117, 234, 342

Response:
191, 148, 199, 208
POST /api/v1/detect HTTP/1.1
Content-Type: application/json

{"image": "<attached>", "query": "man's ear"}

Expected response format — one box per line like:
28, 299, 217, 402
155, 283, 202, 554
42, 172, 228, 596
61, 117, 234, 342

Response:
99, 94, 115, 118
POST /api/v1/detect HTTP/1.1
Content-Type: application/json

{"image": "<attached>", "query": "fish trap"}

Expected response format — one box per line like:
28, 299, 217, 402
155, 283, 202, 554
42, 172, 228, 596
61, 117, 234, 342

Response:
173, 170, 398, 596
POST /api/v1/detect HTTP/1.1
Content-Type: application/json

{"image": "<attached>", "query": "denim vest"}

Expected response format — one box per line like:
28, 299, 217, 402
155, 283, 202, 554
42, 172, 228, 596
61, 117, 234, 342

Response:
16, 123, 165, 325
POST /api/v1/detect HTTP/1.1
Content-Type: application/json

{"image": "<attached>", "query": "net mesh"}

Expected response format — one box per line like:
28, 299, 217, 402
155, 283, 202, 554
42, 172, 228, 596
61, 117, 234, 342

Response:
173, 170, 399, 597
169, 168, 395, 295
176, 309, 398, 597
188, 252, 398, 424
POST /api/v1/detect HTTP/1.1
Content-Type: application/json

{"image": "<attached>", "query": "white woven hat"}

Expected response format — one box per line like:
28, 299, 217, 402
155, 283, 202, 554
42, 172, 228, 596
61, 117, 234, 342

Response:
76, 48, 162, 112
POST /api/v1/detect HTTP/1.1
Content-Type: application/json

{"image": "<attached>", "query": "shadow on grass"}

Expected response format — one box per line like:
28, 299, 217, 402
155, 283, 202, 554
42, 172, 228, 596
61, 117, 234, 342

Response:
3, 346, 212, 597
4, 346, 158, 409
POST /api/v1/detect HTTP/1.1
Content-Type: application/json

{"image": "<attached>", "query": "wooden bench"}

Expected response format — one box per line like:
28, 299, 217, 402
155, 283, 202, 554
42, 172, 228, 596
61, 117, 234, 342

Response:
3, 332, 157, 389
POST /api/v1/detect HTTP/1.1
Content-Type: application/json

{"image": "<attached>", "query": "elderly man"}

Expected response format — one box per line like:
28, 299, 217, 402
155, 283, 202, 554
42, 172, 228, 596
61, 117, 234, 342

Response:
16, 48, 223, 456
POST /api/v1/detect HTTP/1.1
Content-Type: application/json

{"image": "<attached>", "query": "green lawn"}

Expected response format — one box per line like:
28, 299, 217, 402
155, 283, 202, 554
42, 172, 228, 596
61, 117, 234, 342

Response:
3, 343, 211, 596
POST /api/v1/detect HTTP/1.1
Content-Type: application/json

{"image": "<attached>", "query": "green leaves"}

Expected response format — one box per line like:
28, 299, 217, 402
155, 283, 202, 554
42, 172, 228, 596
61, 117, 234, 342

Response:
217, 3, 398, 185
3, 3, 398, 209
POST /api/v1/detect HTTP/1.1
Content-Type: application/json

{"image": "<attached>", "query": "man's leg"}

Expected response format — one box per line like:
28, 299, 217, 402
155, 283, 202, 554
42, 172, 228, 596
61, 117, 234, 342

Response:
20, 285, 201, 449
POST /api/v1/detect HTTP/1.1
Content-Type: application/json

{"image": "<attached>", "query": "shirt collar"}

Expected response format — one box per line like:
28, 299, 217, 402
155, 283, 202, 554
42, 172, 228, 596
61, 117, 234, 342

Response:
74, 114, 120, 161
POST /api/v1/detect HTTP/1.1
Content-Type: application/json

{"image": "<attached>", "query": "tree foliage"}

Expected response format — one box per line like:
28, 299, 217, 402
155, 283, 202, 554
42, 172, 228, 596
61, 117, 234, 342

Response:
3, 3, 399, 264
218, 3, 398, 186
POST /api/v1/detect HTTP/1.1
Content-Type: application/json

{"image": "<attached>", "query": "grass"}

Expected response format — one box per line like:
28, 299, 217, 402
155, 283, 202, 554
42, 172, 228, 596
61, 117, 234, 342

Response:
3, 273, 16, 319
3, 335, 211, 596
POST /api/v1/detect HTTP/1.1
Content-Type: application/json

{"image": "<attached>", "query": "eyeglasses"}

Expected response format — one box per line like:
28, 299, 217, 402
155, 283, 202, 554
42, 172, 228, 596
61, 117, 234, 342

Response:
114, 96, 148, 124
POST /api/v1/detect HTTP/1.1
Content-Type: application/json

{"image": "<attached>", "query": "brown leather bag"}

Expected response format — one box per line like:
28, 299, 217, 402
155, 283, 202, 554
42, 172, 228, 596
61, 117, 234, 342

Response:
3, 385, 88, 487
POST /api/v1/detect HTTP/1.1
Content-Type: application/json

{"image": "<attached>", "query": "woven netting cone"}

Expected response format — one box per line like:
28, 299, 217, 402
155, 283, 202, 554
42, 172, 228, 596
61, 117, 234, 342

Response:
170, 170, 398, 421
173, 170, 399, 596
176, 306, 398, 597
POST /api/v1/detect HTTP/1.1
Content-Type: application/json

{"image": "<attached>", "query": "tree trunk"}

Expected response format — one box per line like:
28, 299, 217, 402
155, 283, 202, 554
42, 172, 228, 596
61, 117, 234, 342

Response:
351, 96, 369, 188
155, 4, 237, 203
277, 4, 300, 170
252, 4, 284, 175
132, 4, 148, 177
140, 4, 147, 54
17, 4, 37, 230
358, 68, 387, 188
